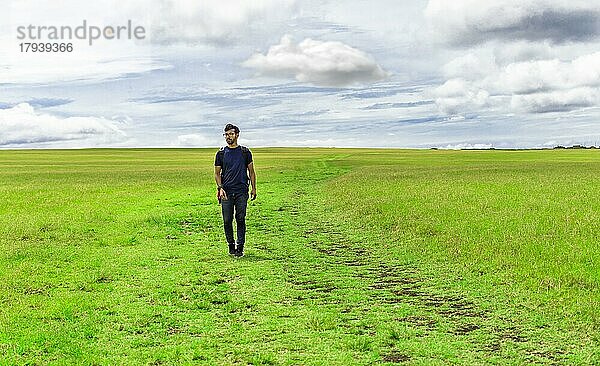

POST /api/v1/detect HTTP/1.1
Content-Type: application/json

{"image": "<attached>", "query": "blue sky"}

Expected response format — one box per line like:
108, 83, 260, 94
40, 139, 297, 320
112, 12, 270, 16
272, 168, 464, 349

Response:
1, 0, 599, 148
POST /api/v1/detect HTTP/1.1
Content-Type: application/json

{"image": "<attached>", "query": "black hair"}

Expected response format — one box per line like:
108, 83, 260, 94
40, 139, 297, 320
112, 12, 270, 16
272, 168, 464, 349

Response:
224, 123, 239, 134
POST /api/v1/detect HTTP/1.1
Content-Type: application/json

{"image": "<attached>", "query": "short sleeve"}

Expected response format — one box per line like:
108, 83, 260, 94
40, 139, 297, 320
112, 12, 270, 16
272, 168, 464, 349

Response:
214, 151, 223, 166
247, 149, 253, 165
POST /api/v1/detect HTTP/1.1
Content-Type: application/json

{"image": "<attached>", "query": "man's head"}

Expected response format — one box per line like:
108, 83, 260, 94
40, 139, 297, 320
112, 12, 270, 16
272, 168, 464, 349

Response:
223, 123, 239, 146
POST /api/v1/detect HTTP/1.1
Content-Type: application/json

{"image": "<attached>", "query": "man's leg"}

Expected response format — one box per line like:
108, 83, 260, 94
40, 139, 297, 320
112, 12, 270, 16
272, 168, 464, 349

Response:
221, 197, 236, 254
233, 192, 249, 256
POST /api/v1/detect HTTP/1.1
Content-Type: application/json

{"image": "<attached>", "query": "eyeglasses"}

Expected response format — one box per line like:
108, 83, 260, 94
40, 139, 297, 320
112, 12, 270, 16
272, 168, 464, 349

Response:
223, 132, 236, 137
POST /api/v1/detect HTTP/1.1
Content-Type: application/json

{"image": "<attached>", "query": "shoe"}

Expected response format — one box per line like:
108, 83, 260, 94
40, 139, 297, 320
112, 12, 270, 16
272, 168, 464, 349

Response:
228, 243, 236, 255
234, 243, 244, 257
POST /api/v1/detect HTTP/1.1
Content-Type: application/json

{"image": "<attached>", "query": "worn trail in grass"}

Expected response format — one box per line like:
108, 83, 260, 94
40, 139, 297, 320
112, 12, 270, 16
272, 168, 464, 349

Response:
0, 148, 598, 365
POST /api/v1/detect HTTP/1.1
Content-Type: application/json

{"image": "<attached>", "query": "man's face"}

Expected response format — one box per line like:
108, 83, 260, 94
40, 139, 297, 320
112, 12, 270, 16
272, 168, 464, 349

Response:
224, 129, 238, 145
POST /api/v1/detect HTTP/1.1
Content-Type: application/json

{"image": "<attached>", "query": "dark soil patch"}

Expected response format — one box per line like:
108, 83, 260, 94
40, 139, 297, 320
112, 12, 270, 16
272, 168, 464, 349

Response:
482, 341, 501, 353
454, 323, 481, 335
368, 265, 422, 297
167, 327, 183, 335
527, 348, 566, 363
343, 259, 366, 267
435, 297, 485, 318
366, 264, 488, 320
390, 287, 421, 298
397, 315, 437, 331
95, 275, 113, 284
23, 286, 51, 296
289, 279, 335, 293
501, 332, 528, 343
381, 350, 411, 363
495, 325, 528, 343
315, 245, 338, 256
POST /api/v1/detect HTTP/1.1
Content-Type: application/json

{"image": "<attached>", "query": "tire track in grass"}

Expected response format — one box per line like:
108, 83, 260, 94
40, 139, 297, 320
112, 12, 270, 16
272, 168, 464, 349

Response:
284, 157, 570, 365
302, 218, 571, 365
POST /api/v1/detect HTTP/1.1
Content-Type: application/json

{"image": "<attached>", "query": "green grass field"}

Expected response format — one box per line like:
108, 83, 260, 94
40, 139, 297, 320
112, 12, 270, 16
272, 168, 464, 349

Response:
1, 148, 599, 365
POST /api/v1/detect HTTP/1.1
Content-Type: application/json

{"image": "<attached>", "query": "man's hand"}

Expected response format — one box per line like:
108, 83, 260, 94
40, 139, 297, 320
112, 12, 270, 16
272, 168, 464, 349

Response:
250, 188, 257, 201
218, 188, 228, 201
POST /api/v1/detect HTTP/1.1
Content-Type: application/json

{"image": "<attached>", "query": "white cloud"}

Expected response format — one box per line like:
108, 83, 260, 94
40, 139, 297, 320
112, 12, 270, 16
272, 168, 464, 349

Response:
426, 0, 600, 116
0, 103, 127, 147
434, 51, 600, 115
433, 78, 490, 115
492, 40, 554, 64
146, 0, 297, 45
442, 143, 494, 150
442, 51, 498, 80
425, 0, 600, 47
176, 133, 213, 147
492, 52, 600, 94
242, 35, 388, 87
510, 87, 600, 113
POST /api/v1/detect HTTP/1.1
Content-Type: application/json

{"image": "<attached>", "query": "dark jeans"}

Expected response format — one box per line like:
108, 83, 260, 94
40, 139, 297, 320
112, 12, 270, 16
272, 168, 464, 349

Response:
221, 191, 248, 245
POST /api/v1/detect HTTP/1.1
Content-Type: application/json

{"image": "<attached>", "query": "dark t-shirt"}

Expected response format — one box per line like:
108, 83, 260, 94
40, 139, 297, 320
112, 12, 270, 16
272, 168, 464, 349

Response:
214, 146, 253, 194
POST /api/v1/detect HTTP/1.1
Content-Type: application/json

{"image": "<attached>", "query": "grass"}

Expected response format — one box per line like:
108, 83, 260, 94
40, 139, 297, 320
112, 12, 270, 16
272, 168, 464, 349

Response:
0, 147, 599, 365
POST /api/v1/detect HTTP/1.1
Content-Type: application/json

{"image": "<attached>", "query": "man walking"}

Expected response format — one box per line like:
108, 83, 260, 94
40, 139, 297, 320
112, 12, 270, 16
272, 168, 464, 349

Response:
214, 123, 257, 257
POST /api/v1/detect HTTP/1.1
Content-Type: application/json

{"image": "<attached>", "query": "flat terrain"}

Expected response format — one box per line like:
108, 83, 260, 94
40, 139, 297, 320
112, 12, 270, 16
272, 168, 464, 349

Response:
0, 148, 598, 365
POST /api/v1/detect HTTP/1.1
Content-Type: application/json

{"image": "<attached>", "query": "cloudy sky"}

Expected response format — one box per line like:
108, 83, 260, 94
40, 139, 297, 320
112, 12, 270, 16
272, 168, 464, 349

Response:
1, 0, 599, 149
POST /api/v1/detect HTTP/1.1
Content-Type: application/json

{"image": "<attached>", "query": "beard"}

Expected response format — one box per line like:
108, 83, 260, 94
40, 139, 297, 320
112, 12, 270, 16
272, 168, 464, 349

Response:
226, 138, 233, 144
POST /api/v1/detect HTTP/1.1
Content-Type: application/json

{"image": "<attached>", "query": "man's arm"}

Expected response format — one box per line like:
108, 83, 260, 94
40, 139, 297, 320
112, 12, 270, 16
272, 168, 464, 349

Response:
248, 162, 257, 200
214, 166, 222, 186
214, 166, 227, 200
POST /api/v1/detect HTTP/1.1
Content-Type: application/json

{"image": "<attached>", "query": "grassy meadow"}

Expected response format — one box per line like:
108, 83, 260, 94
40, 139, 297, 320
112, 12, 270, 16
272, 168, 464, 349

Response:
0, 148, 599, 365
